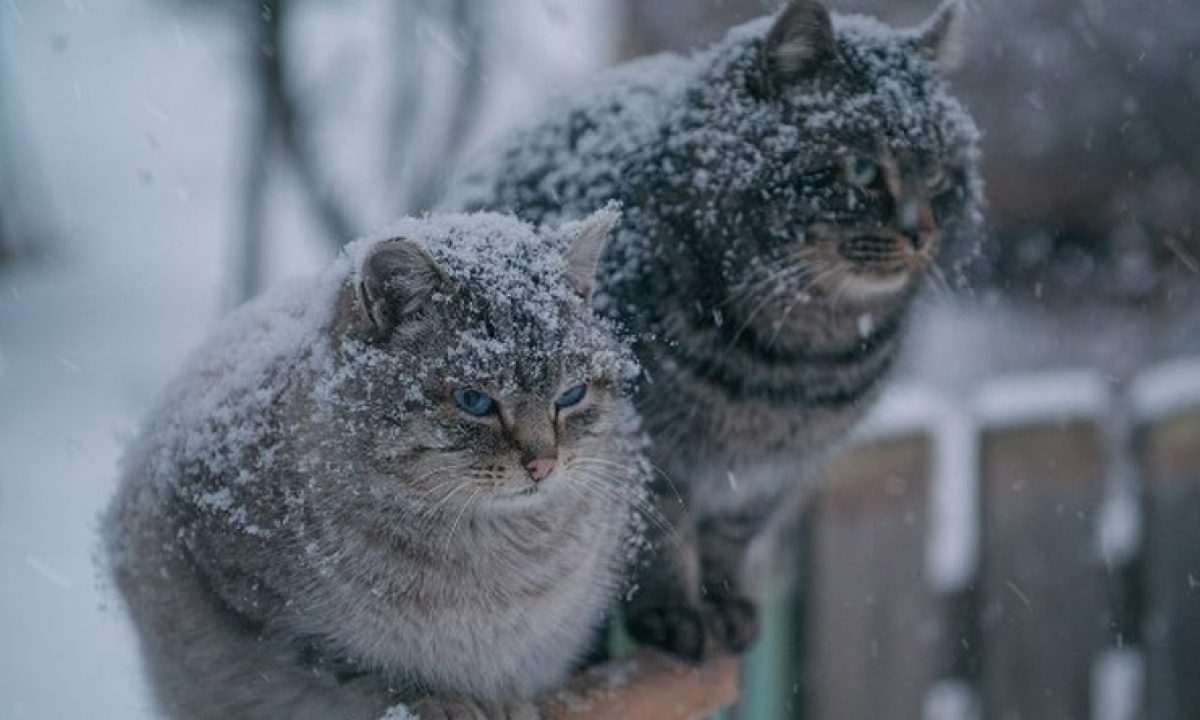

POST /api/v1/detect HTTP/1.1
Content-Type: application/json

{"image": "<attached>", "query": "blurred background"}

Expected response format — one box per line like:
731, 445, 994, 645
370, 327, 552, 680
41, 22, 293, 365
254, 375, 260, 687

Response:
0, 1, 1197, 718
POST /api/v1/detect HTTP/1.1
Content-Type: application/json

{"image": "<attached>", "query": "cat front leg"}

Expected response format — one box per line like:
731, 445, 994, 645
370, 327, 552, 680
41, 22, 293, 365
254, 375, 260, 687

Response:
695, 513, 766, 654
623, 490, 711, 662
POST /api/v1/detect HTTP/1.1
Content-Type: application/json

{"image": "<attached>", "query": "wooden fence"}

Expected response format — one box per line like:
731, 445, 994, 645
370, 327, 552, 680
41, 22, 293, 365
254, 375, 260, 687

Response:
731, 358, 1200, 720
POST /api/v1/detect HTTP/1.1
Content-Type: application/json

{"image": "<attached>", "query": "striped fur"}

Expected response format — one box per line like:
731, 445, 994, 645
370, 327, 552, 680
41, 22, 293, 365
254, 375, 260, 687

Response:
445, 0, 983, 659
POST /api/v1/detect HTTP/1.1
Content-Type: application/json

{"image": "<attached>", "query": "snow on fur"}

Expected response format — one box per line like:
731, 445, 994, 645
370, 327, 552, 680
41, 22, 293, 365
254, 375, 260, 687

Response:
122, 212, 639, 533
447, 7, 985, 310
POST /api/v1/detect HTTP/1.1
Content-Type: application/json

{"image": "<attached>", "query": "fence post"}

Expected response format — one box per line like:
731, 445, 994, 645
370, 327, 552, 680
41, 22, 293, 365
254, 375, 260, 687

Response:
797, 386, 939, 719
973, 371, 1111, 719
1132, 358, 1200, 720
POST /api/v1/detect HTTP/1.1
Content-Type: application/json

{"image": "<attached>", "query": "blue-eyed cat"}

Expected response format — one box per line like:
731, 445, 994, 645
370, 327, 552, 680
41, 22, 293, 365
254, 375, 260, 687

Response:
103, 210, 647, 719
445, 0, 983, 660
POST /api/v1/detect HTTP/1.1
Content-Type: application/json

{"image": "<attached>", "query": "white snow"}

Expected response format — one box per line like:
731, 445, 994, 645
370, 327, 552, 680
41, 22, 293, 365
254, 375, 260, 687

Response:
1129, 356, 1200, 422
1094, 487, 1142, 568
926, 402, 980, 594
1090, 647, 1144, 720
859, 382, 947, 438
972, 370, 1110, 427
378, 705, 416, 720
923, 678, 980, 720
857, 384, 981, 594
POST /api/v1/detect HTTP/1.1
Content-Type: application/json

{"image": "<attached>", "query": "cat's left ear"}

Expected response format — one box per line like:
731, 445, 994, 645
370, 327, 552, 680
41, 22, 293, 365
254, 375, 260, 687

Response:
562, 206, 620, 303
911, 0, 967, 72
357, 237, 445, 332
760, 0, 837, 91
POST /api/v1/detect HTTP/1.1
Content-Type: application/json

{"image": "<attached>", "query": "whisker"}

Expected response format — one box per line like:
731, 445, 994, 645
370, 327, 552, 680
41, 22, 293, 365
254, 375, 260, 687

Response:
571, 455, 686, 508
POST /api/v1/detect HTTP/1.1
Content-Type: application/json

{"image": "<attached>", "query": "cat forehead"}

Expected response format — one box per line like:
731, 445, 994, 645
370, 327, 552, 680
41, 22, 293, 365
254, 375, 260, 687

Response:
784, 15, 978, 155
428, 316, 627, 396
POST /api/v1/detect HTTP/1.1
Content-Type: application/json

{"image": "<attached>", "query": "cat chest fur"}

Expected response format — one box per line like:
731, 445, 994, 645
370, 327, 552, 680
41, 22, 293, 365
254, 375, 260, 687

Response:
299, 502, 622, 699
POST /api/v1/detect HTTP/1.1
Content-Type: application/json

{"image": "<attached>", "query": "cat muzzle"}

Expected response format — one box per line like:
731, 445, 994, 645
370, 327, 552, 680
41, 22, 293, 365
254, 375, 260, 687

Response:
524, 457, 557, 483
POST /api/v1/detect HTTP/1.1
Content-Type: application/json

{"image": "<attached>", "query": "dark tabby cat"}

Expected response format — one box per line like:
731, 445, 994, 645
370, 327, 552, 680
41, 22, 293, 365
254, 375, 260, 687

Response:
445, 0, 983, 660
104, 211, 647, 719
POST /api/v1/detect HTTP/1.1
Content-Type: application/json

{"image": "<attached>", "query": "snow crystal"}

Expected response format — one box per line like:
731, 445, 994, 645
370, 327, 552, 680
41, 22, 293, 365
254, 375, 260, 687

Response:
379, 705, 417, 720
24, 556, 75, 591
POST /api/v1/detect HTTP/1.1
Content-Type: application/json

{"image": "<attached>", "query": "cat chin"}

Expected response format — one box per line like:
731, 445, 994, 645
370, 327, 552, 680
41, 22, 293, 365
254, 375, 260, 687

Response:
839, 270, 914, 301
479, 482, 559, 513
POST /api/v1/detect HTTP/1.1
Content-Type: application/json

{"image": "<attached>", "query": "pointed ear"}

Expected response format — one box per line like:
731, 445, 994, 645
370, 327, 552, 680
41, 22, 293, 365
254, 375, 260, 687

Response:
563, 207, 619, 302
761, 0, 837, 90
912, 0, 966, 72
357, 238, 443, 331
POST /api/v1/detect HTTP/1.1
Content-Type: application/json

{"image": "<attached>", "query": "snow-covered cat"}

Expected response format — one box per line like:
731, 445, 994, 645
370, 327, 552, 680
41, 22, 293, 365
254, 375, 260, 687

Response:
446, 0, 983, 659
104, 211, 647, 719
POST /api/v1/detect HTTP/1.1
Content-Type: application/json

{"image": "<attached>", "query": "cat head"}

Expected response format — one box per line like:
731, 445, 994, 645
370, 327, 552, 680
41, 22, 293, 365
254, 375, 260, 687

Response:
674, 0, 982, 314
324, 209, 638, 515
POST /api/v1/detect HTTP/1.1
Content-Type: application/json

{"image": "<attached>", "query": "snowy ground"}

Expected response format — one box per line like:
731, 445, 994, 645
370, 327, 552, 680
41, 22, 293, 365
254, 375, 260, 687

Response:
0, 1, 610, 717
0, 4, 241, 716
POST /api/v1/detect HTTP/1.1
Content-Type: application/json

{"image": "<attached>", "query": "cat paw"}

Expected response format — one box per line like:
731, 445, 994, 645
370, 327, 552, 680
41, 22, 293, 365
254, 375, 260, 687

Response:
625, 603, 709, 663
700, 593, 759, 654
626, 595, 760, 662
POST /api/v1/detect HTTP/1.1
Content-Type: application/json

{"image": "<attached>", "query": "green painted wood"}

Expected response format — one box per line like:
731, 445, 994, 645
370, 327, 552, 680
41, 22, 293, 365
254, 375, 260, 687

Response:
737, 569, 797, 719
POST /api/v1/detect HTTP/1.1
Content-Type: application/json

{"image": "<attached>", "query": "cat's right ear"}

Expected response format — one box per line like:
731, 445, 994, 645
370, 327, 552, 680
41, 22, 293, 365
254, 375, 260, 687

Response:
357, 238, 443, 332
563, 206, 620, 303
760, 0, 837, 92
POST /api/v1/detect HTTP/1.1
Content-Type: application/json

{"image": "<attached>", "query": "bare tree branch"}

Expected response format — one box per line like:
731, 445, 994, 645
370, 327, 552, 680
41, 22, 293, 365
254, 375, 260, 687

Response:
259, 0, 356, 249
232, 59, 274, 305
401, 0, 486, 214
385, 0, 427, 211
0, 30, 55, 264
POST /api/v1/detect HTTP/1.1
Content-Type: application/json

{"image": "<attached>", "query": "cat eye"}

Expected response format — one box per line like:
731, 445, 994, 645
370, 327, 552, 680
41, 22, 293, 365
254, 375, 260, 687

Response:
842, 155, 880, 188
452, 388, 496, 417
554, 383, 588, 409
925, 167, 955, 195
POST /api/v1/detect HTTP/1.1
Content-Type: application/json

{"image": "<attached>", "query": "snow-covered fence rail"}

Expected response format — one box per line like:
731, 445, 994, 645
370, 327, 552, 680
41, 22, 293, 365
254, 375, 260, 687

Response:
745, 358, 1200, 720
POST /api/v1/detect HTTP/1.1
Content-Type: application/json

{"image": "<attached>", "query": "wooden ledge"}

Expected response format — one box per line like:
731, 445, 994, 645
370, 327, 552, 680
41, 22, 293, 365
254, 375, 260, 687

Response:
540, 649, 740, 720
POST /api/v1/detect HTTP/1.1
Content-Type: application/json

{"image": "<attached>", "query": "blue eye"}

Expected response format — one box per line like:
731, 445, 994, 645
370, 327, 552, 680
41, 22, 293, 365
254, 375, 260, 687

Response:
843, 155, 879, 187
555, 383, 588, 409
453, 388, 496, 417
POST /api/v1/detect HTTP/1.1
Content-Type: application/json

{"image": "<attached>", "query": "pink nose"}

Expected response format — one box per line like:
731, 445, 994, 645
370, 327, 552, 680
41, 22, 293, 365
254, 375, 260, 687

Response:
524, 457, 556, 483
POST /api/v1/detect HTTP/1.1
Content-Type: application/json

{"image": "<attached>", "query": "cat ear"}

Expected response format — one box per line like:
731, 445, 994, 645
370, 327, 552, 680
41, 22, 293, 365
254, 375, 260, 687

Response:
761, 0, 837, 89
562, 206, 620, 302
912, 0, 966, 72
357, 238, 443, 331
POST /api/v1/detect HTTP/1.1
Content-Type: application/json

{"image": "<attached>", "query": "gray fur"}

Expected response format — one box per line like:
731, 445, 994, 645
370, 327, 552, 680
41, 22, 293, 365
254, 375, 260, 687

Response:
444, 0, 983, 659
103, 212, 648, 719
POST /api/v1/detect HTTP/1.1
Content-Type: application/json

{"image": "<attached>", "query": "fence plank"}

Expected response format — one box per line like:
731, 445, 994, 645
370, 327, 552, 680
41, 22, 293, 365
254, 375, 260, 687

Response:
1140, 405, 1200, 720
979, 419, 1108, 719
803, 433, 937, 720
